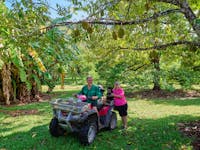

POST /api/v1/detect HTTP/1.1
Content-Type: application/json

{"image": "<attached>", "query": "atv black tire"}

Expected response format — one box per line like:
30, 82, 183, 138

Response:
108, 112, 117, 130
79, 121, 97, 145
49, 117, 64, 137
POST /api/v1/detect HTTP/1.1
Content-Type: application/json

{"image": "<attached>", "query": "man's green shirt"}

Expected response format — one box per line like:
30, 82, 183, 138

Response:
79, 84, 101, 105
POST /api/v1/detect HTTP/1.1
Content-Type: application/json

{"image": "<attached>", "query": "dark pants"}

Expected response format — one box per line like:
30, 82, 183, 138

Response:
114, 103, 128, 117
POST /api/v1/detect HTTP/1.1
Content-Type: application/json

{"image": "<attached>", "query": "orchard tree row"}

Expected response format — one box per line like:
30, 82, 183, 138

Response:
0, 0, 199, 104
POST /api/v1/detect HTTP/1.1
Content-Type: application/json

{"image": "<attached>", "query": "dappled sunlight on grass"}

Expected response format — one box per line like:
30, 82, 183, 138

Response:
128, 99, 200, 119
42, 85, 82, 92
150, 98, 200, 106
126, 115, 195, 150
0, 102, 53, 138
0, 114, 51, 137
1, 86, 200, 149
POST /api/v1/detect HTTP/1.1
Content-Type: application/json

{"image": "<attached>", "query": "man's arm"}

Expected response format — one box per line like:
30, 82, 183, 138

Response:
92, 86, 101, 100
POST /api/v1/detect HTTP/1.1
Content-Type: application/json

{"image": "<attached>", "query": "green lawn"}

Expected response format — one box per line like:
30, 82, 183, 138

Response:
0, 86, 199, 150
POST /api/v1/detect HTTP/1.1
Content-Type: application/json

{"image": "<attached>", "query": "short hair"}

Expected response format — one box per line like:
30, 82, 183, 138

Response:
115, 81, 120, 85
86, 76, 93, 80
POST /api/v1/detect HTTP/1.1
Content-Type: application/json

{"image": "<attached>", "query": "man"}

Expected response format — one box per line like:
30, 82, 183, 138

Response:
77, 76, 101, 110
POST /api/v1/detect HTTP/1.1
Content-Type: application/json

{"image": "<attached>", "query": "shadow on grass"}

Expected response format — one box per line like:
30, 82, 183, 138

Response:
0, 114, 199, 150
149, 98, 200, 106
126, 114, 199, 150
0, 112, 7, 120
0, 124, 81, 150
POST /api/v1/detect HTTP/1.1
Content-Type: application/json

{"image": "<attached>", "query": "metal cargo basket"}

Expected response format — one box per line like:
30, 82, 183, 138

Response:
50, 98, 89, 114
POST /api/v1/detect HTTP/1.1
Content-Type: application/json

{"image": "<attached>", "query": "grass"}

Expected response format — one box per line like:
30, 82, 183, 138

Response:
0, 86, 200, 150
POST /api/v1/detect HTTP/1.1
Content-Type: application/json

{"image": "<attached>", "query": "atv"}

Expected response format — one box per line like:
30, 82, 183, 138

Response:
49, 97, 117, 145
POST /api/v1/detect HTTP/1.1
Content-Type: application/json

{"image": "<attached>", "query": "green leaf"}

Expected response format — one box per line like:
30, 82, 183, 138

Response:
31, 74, 42, 89
25, 81, 32, 91
0, 59, 4, 69
11, 48, 24, 67
19, 68, 27, 82
195, 18, 200, 25
29, 42, 40, 48
44, 72, 52, 80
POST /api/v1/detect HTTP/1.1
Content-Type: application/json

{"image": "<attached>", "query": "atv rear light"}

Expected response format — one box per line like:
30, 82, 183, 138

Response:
61, 110, 68, 116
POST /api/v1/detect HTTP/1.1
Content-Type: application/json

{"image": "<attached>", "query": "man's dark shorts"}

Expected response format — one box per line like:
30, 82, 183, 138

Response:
89, 100, 97, 107
114, 103, 128, 117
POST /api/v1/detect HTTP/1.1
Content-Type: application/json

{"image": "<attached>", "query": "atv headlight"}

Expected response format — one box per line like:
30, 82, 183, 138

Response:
81, 105, 89, 112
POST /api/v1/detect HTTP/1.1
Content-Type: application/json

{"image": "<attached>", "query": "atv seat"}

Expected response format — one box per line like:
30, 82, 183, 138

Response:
98, 105, 110, 116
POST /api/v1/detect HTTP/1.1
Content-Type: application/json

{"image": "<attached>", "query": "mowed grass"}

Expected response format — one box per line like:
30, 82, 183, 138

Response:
0, 86, 200, 150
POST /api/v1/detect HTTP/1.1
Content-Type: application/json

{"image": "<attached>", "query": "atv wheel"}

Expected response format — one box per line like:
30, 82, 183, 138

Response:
79, 122, 97, 145
109, 112, 117, 130
49, 117, 64, 137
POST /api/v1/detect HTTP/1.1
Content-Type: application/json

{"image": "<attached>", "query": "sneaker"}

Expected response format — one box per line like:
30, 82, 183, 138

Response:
121, 126, 128, 130
99, 123, 104, 129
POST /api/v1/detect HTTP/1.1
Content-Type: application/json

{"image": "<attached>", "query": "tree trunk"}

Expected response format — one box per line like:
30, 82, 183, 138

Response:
0, 70, 3, 104
11, 64, 31, 104
153, 61, 161, 91
150, 51, 161, 91
17, 82, 31, 103
60, 73, 65, 89
31, 81, 40, 101
1, 64, 14, 105
16, 76, 40, 103
0, 64, 41, 104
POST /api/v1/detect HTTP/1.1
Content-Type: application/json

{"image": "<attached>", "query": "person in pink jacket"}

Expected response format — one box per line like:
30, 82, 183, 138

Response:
112, 81, 128, 129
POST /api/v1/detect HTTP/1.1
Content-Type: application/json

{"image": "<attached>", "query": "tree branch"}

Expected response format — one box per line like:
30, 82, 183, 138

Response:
126, 63, 149, 72
119, 41, 200, 51
43, 9, 182, 30
156, 0, 200, 38
156, 0, 181, 6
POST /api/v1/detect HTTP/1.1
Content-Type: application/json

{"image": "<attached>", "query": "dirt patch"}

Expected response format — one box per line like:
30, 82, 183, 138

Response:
29, 92, 56, 102
0, 109, 39, 117
37, 92, 53, 101
126, 89, 200, 99
178, 121, 200, 150
0, 92, 57, 105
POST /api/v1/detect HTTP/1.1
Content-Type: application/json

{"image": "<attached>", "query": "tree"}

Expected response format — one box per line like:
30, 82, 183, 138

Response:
0, 1, 80, 104
46, 0, 199, 89
0, 1, 49, 104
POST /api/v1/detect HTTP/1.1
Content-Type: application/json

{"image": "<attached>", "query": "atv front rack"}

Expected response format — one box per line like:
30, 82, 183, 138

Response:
50, 98, 89, 114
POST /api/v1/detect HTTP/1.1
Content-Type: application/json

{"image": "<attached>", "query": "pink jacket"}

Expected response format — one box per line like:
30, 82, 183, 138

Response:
113, 88, 127, 106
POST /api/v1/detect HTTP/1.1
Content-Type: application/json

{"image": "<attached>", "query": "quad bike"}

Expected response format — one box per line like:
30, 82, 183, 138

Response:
49, 97, 117, 145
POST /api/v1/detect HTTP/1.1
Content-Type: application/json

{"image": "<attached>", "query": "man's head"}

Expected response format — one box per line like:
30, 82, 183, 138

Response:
86, 76, 93, 85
